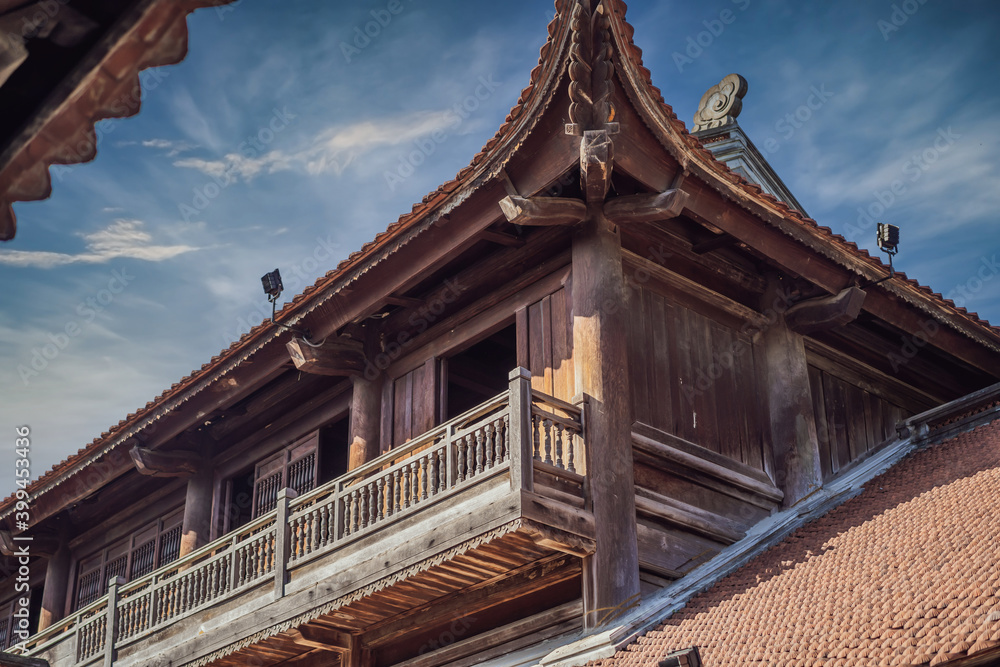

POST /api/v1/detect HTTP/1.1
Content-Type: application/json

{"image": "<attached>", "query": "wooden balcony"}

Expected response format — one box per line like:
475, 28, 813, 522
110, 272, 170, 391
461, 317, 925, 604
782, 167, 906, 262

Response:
14, 369, 593, 667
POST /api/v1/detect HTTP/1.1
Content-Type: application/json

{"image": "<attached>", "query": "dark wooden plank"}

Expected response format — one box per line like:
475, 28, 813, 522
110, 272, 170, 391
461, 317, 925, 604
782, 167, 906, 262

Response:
748, 340, 772, 479
540, 294, 554, 396
528, 300, 545, 394
626, 285, 648, 424
711, 323, 741, 465
845, 382, 868, 462
550, 288, 572, 402
651, 290, 674, 435
823, 373, 850, 473
808, 366, 833, 481
515, 306, 529, 369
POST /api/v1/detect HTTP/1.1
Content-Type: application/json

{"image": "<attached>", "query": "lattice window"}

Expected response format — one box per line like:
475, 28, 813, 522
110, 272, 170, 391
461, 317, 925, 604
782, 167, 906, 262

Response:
73, 507, 183, 610
250, 433, 319, 519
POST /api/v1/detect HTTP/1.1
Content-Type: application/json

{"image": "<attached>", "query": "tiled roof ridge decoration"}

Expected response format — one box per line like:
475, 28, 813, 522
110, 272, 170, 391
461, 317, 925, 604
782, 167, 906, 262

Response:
691, 73, 747, 133
4, 0, 1000, 520
0, 0, 239, 241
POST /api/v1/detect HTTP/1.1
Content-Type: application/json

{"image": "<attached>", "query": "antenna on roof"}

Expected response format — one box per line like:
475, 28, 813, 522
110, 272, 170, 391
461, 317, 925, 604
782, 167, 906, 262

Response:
260, 269, 324, 346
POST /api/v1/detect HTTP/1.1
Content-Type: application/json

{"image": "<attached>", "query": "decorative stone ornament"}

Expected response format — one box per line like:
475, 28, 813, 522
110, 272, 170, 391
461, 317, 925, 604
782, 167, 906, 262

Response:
692, 73, 748, 132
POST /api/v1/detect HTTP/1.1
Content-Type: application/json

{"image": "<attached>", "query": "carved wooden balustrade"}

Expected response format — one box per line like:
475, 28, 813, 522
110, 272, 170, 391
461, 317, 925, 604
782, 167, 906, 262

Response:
10, 369, 587, 667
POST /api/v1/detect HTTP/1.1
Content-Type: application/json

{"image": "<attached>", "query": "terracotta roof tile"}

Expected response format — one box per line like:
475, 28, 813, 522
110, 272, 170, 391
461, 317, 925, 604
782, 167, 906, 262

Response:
595, 418, 1000, 667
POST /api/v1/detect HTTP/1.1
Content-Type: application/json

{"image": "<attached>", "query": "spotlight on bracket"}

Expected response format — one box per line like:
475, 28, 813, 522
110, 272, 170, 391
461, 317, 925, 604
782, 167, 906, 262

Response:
261, 268, 283, 302
259, 268, 322, 345
861, 223, 901, 289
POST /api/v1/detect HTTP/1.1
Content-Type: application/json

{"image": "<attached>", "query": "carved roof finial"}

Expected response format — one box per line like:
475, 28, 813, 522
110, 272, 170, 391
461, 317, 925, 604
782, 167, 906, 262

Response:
692, 73, 748, 132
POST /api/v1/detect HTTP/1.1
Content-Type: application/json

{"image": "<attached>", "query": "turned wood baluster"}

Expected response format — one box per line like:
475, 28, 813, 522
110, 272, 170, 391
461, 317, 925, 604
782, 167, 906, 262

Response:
320, 503, 330, 546
532, 414, 541, 460
376, 478, 385, 523
568, 429, 577, 473
393, 470, 402, 513
384, 474, 394, 517
368, 483, 377, 525
457, 437, 467, 482
543, 418, 553, 464
418, 456, 427, 500
475, 429, 485, 473
554, 422, 565, 469
503, 414, 511, 461
360, 487, 369, 529
437, 449, 447, 492
401, 463, 410, 508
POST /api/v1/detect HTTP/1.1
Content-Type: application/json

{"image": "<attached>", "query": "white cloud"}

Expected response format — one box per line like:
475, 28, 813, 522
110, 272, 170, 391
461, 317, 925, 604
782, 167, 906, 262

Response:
0, 220, 200, 268
141, 138, 198, 157
172, 110, 455, 182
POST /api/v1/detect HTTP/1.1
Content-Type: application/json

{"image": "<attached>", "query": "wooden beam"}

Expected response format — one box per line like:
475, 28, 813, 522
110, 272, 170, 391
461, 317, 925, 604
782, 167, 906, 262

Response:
479, 230, 525, 247
603, 189, 689, 226
0, 653, 51, 667
382, 295, 425, 309
362, 553, 578, 648
571, 207, 641, 626
129, 446, 202, 478
286, 625, 352, 653
785, 286, 867, 335
0, 530, 61, 557
691, 233, 738, 254
498, 195, 586, 227
581, 129, 613, 203
286, 336, 366, 377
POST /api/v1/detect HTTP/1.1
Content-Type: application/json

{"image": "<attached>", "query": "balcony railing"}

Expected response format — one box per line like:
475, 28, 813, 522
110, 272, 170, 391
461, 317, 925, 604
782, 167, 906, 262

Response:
11, 369, 586, 667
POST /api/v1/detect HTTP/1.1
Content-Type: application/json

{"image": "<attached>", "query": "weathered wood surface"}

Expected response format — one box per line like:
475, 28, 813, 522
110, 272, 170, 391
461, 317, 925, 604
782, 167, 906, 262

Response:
759, 283, 823, 506
286, 336, 366, 377
784, 286, 866, 334
348, 376, 382, 471
571, 208, 641, 625
604, 189, 689, 226
499, 195, 587, 227
631, 423, 782, 504
128, 446, 202, 478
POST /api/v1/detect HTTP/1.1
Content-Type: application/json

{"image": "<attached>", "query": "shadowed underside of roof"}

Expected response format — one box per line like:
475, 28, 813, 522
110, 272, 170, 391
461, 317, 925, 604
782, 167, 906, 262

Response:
594, 417, 1000, 667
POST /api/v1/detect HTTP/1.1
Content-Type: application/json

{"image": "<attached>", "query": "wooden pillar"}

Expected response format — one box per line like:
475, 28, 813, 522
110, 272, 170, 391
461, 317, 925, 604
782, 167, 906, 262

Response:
179, 467, 214, 558
38, 535, 70, 631
571, 207, 640, 626
760, 280, 823, 506
349, 375, 382, 470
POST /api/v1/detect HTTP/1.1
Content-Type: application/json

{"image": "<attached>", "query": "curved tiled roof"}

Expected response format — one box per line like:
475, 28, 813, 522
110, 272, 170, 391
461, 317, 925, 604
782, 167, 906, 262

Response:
5, 0, 1000, 520
596, 416, 1000, 667
0, 2, 574, 516
0, 0, 238, 240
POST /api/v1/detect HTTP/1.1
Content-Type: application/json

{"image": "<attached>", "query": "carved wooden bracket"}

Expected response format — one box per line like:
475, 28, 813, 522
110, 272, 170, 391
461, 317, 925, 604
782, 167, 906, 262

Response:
130, 446, 204, 478
784, 286, 867, 334
604, 189, 690, 226
286, 336, 366, 377
499, 195, 587, 227
286, 625, 352, 654
566, 0, 616, 136
0, 529, 62, 557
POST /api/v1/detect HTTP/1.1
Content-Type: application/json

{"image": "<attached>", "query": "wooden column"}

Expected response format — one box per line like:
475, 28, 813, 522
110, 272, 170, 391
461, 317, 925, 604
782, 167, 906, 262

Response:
38, 534, 70, 631
349, 375, 382, 470
760, 281, 823, 506
179, 466, 214, 558
571, 207, 640, 626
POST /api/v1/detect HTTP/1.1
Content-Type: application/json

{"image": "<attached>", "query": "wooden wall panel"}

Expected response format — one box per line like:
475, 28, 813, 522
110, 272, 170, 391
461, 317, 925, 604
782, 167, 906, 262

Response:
808, 363, 910, 481
523, 287, 575, 402
391, 359, 437, 448
627, 285, 769, 474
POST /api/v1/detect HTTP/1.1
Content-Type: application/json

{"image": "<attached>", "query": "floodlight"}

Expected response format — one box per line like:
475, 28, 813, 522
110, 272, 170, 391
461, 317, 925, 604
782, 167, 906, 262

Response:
261, 269, 283, 301
877, 223, 900, 256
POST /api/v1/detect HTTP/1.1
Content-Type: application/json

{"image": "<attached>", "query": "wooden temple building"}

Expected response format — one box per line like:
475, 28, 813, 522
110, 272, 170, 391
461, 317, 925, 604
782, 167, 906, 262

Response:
4, 2, 1000, 666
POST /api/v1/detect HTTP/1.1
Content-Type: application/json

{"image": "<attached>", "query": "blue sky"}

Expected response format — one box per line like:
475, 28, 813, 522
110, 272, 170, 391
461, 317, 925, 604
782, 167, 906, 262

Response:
2, 0, 999, 494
